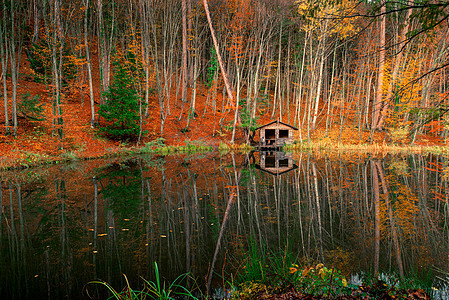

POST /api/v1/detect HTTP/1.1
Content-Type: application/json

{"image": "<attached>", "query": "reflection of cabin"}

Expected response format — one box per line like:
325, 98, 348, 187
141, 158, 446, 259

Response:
256, 151, 297, 176
255, 120, 298, 149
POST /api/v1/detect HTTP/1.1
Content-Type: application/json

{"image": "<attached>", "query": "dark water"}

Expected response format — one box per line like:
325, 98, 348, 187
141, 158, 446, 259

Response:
1, 152, 448, 299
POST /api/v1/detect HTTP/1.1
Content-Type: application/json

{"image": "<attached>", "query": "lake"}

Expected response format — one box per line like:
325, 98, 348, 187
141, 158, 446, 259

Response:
1, 151, 448, 299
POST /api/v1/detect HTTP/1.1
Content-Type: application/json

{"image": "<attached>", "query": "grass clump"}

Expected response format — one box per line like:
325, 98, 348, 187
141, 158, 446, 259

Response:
86, 274, 150, 299
218, 142, 231, 150
182, 140, 214, 153
218, 142, 254, 153
86, 262, 199, 300
141, 137, 166, 153
60, 151, 79, 162
139, 138, 213, 155
283, 141, 313, 151
143, 262, 198, 299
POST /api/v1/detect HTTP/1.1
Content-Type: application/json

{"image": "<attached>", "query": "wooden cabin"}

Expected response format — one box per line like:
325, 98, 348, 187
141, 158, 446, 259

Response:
255, 120, 298, 149
256, 151, 297, 176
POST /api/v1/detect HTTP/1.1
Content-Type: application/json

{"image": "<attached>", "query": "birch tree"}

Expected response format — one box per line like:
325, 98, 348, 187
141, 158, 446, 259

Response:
0, 0, 9, 135
83, 0, 96, 127
372, 1, 386, 131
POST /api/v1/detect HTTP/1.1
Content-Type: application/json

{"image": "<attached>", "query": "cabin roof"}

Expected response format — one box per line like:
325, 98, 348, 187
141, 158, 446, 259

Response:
254, 120, 298, 131
255, 164, 298, 176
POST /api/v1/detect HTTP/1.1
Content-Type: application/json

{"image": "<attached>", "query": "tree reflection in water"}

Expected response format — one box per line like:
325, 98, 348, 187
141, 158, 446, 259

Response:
0, 153, 448, 298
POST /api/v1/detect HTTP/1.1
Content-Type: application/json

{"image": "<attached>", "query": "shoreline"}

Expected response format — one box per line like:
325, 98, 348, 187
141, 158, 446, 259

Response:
1, 139, 448, 171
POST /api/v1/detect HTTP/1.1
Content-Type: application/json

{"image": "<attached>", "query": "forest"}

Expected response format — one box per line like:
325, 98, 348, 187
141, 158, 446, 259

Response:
1, 0, 449, 164
1, 1, 449, 297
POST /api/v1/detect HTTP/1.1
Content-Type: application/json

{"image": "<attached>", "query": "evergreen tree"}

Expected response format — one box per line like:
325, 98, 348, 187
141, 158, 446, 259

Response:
18, 93, 45, 121
98, 57, 140, 141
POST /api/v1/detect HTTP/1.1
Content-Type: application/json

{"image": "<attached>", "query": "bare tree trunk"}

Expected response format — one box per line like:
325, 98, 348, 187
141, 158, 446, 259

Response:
372, 2, 386, 130
181, 0, 188, 104
186, 29, 200, 129
231, 63, 240, 143
295, 30, 309, 135
83, 0, 95, 127
51, 0, 64, 145
97, 0, 112, 104
306, 32, 314, 140
202, 0, 240, 127
311, 32, 326, 130
271, 22, 283, 120
8, 0, 23, 137
325, 41, 337, 136
32, 0, 39, 43
250, 33, 265, 123
140, 0, 150, 117
0, 6, 9, 134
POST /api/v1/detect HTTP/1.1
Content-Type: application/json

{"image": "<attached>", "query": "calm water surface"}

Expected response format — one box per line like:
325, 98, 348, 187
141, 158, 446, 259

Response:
1, 152, 448, 299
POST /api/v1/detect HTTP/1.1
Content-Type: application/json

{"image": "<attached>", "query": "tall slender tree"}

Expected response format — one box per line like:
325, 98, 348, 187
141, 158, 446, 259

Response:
1, 0, 9, 135
372, 1, 386, 131
83, 0, 96, 127
202, 0, 241, 141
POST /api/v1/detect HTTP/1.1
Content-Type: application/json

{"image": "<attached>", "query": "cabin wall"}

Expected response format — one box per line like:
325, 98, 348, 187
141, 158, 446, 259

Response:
259, 124, 294, 147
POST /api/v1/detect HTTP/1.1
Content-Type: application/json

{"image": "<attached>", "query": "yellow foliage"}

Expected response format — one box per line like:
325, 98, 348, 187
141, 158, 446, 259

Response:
442, 165, 449, 181
396, 55, 423, 107
297, 0, 359, 38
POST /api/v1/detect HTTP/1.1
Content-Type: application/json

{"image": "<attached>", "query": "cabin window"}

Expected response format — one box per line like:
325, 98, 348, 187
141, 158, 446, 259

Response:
279, 159, 289, 167
279, 130, 289, 138
265, 156, 276, 168
265, 129, 275, 139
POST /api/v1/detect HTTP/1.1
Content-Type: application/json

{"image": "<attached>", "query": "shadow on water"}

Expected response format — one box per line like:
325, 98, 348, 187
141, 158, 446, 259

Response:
1, 152, 449, 298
